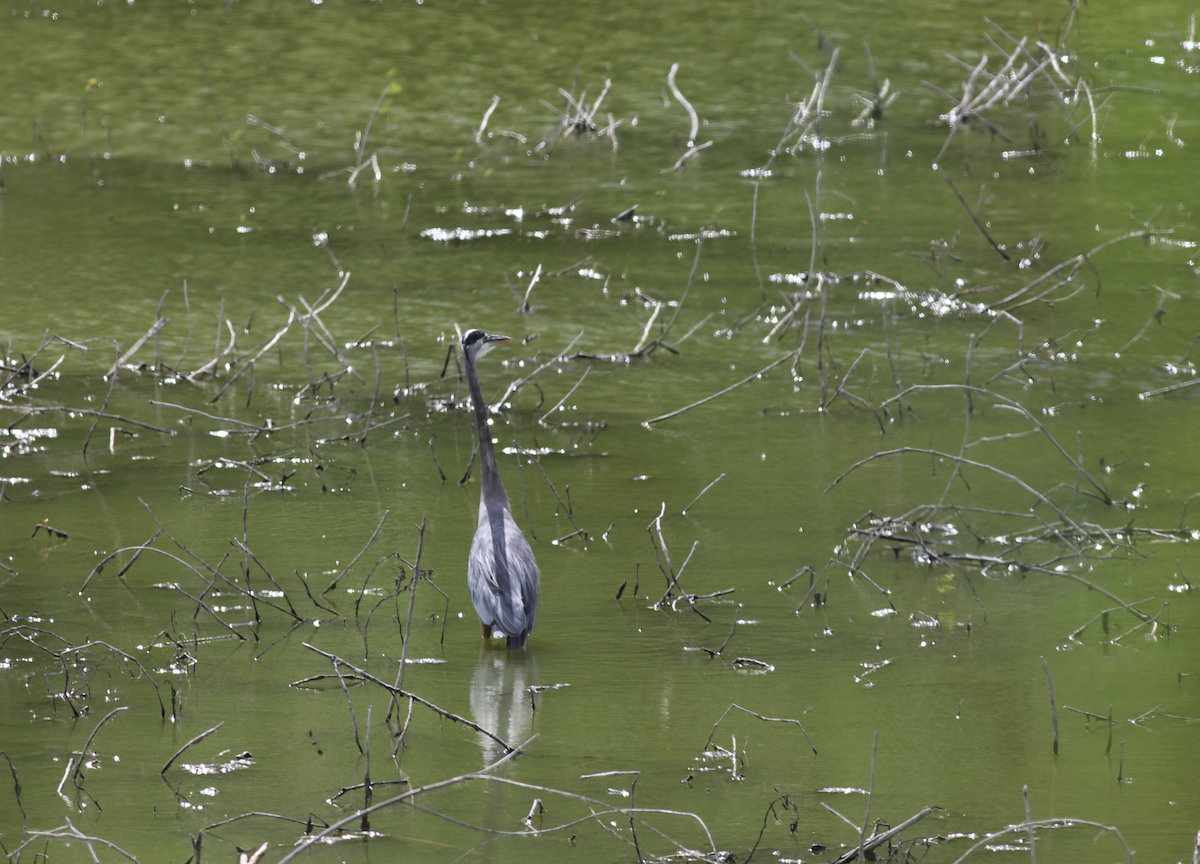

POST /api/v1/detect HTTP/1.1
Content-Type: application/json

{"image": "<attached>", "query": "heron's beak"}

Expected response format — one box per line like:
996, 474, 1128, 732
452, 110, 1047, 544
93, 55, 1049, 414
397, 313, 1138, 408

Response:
473, 332, 512, 360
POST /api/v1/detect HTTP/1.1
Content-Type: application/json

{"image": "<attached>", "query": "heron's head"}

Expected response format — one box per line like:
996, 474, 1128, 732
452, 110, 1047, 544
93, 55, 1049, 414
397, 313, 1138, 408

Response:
462, 329, 512, 362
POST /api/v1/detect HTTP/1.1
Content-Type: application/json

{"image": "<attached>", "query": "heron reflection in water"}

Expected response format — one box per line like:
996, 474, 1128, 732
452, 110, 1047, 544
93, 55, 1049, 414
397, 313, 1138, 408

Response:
461, 329, 539, 649
470, 653, 535, 765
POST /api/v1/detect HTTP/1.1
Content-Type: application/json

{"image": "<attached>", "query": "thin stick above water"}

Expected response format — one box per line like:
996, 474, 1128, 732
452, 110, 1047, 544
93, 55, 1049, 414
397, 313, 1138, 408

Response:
161, 721, 224, 775
106, 318, 169, 378
667, 63, 699, 146
394, 518, 426, 699
1042, 656, 1059, 754
858, 731, 878, 864
646, 347, 802, 425
936, 166, 1011, 261
702, 703, 818, 756
475, 95, 501, 146
683, 473, 725, 516
323, 510, 390, 595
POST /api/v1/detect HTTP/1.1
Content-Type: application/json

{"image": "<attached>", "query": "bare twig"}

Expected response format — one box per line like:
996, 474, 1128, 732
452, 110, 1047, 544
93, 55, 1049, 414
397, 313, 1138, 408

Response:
936, 166, 1010, 261
72, 706, 129, 788
646, 347, 802, 425
161, 722, 224, 775
664, 140, 713, 173
702, 703, 817, 756
667, 63, 699, 146
1042, 656, 1059, 753
831, 807, 934, 864
683, 473, 726, 516
476, 95, 501, 146
323, 511, 390, 595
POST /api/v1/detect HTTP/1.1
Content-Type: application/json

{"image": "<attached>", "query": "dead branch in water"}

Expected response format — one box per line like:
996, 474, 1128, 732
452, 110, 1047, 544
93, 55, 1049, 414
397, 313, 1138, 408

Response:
936, 166, 1010, 261
646, 345, 804, 425
702, 703, 818, 756
667, 63, 699, 146
301, 642, 515, 754
992, 230, 1171, 310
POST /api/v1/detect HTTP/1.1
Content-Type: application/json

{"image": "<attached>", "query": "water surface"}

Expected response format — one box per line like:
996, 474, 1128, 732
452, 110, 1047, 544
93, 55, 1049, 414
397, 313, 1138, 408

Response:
1, 2, 1198, 862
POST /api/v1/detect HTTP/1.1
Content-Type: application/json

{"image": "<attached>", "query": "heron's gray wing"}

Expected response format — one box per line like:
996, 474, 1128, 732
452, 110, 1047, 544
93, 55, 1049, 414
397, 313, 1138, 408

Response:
503, 508, 539, 634
468, 522, 500, 628
468, 503, 539, 637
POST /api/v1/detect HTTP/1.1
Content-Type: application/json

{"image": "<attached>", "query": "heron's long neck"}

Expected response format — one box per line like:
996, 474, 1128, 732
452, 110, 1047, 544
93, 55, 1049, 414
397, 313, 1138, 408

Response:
466, 355, 508, 508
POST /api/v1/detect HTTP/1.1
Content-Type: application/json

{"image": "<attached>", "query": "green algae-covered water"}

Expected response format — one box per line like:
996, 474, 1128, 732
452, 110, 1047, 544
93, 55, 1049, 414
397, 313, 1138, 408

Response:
1, 2, 1198, 862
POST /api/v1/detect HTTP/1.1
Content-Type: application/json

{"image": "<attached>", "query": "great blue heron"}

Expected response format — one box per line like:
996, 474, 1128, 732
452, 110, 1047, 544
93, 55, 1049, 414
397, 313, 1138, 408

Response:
462, 329, 539, 649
